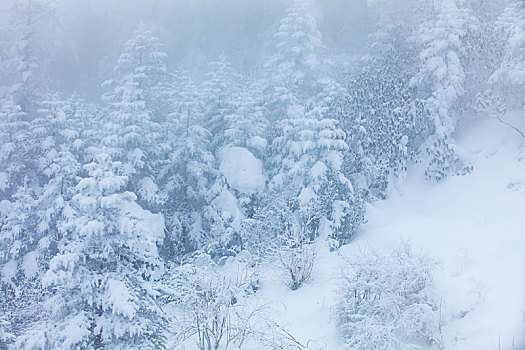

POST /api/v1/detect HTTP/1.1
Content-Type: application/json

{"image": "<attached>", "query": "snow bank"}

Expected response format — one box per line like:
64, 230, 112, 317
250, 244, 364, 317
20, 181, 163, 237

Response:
219, 147, 266, 194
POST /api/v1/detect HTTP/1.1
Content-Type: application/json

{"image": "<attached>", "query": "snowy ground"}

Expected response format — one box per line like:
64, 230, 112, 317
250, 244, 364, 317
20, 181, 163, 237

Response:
258, 112, 525, 349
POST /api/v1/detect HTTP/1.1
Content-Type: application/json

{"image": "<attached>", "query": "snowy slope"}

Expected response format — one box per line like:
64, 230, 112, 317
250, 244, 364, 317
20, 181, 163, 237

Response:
360, 112, 525, 349
258, 112, 525, 349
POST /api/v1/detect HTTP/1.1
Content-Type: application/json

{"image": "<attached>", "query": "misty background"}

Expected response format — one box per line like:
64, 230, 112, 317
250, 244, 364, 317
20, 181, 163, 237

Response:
1, 0, 379, 100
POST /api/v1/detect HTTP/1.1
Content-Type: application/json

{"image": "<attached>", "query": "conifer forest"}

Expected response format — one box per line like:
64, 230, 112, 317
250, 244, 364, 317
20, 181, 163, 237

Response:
1, 0, 524, 349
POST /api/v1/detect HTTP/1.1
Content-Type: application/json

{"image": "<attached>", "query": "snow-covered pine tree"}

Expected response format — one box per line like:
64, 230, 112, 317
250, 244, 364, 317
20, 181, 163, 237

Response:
219, 82, 270, 254
263, 1, 363, 247
15, 152, 167, 349
270, 77, 364, 247
460, 1, 506, 110
263, 0, 322, 126
490, 0, 525, 107
162, 123, 216, 254
0, 90, 90, 346
157, 69, 218, 255
0, 46, 102, 343
223, 83, 269, 158
333, 41, 427, 200
28, 92, 92, 270
200, 55, 240, 151
0, 92, 78, 272
410, 0, 477, 181
1, 0, 52, 116
0, 182, 44, 345
266, 0, 322, 176
0, 93, 87, 343
0, 74, 61, 349
101, 24, 170, 211
239, 1, 323, 254
310, 79, 365, 247
0, 0, 56, 203
116, 22, 174, 123
365, 0, 422, 56
264, 0, 322, 157
198, 57, 266, 256
0, 96, 31, 199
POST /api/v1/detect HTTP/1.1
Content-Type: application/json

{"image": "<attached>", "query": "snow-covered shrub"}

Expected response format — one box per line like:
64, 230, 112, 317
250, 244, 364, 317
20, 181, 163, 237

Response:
243, 195, 317, 290
336, 244, 442, 350
168, 251, 263, 350
273, 221, 317, 291
167, 251, 309, 349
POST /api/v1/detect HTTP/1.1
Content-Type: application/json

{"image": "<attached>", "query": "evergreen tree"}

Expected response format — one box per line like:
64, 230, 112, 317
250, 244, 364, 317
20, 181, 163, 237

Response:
0, 97, 30, 199
263, 0, 323, 125
461, 0, 506, 110
101, 24, 171, 211
16, 152, 167, 349
410, 0, 477, 180
1, 91, 105, 347
223, 84, 269, 158
200, 55, 240, 151
490, 0, 525, 106
270, 78, 363, 247
158, 69, 218, 255
334, 44, 427, 199
162, 123, 216, 253
0, 0, 52, 115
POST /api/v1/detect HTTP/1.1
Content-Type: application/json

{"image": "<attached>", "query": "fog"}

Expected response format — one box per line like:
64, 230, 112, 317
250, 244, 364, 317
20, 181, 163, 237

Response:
1, 0, 380, 100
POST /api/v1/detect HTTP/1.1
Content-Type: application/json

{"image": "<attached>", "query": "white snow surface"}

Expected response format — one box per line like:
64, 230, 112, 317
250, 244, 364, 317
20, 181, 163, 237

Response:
212, 187, 244, 230
22, 250, 39, 279
256, 112, 525, 349
219, 147, 266, 194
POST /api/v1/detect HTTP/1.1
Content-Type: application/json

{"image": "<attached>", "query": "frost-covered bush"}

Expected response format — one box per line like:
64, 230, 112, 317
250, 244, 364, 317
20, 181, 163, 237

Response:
274, 225, 317, 291
336, 244, 442, 349
167, 251, 308, 349
168, 251, 263, 350
242, 195, 317, 290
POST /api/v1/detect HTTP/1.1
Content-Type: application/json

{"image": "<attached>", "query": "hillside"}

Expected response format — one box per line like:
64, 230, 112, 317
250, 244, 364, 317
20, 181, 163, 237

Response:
254, 112, 525, 350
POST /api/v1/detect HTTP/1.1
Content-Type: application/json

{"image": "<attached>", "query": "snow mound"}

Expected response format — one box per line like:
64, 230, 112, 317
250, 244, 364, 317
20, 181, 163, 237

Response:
219, 147, 266, 194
